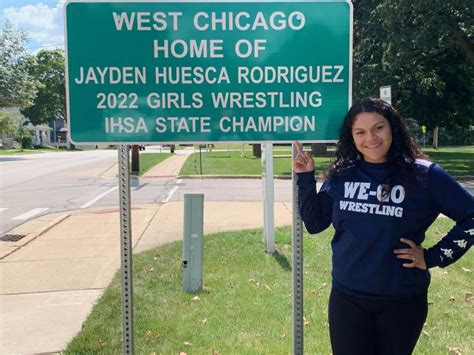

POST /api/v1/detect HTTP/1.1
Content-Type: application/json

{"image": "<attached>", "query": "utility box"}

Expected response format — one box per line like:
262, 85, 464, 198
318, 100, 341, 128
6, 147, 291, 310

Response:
182, 193, 204, 293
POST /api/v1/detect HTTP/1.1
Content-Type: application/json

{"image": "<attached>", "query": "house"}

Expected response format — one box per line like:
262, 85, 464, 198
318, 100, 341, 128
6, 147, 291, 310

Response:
0, 107, 66, 148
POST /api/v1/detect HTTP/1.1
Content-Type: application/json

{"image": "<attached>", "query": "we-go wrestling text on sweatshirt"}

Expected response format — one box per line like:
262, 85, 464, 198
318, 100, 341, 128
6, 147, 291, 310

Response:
297, 159, 473, 299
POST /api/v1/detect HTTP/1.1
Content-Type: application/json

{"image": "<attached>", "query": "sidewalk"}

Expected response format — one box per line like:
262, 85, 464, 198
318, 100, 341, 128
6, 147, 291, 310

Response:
0, 150, 294, 354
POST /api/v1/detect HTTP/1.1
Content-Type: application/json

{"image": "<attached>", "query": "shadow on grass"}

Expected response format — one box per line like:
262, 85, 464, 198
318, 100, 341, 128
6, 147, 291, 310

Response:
273, 250, 291, 271
208, 155, 231, 159
425, 152, 474, 176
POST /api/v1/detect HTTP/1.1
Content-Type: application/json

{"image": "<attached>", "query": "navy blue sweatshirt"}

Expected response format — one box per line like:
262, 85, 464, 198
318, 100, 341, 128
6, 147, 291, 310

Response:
297, 159, 474, 299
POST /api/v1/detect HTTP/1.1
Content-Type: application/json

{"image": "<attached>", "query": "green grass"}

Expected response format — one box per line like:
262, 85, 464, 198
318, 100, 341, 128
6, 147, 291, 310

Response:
422, 147, 474, 177
132, 153, 173, 176
0, 147, 67, 155
65, 219, 473, 354
180, 150, 333, 177
179, 146, 474, 178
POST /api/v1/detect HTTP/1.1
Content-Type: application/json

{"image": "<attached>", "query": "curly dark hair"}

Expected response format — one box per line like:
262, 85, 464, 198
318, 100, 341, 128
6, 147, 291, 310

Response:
325, 97, 427, 194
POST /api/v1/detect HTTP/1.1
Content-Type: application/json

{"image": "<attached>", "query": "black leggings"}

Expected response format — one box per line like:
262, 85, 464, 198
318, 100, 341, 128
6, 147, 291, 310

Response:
328, 287, 428, 355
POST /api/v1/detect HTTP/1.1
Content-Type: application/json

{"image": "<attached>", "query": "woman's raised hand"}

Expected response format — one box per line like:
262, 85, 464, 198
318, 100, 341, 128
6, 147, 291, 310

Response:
293, 141, 315, 173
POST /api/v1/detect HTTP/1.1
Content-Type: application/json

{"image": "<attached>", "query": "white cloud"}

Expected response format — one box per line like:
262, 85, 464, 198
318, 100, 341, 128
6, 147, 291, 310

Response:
2, 1, 65, 50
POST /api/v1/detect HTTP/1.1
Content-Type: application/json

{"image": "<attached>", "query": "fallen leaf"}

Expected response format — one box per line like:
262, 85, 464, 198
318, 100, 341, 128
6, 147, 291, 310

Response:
447, 347, 462, 354
279, 333, 286, 339
465, 292, 472, 303
449, 296, 456, 302
201, 318, 208, 324
147, 267, 154, 272
192, 296, 200, 301
97, 338, 105, 349
144, 330, 159, 342
303, 317, 311, 326
461, 267, 472, 273
184, 341, 193, 346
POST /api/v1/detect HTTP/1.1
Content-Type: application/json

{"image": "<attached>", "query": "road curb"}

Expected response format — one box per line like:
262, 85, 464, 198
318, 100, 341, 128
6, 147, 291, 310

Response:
0, 213, 71, 260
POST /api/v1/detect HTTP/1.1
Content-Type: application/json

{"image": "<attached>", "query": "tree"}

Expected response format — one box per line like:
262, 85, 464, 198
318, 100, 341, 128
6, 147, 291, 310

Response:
14, 125, 33, 149
353, 0, 473, 130
0, 21, 37, 108
21, 49, 66, 126
0, 112, 16, 136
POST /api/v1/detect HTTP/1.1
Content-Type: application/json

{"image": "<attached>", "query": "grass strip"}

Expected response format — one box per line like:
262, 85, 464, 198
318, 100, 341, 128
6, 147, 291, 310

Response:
179, 150, 333, 177
179, 146, 474, 178
65, 219, 473, 354
132, 153, 173, 176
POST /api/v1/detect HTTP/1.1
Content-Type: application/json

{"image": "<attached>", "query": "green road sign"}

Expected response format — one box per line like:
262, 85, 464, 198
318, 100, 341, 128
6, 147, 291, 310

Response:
65, 0, 352, 144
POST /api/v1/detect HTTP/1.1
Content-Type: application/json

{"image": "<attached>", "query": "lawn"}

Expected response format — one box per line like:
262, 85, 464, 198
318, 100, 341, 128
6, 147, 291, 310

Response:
0, 147, 66, 155
64, 219, 473, 354
180, 146, 474, 178
180, 150, 333, 177
422, 147, 474, 177
132, 153, 173, 176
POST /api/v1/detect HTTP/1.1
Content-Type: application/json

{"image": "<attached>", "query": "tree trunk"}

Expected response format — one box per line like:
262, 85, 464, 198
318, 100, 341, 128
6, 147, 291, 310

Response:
432, 127, 439, 149
311, 143, 327, 155
252, 144, 262, 158
131, 145, 140, 172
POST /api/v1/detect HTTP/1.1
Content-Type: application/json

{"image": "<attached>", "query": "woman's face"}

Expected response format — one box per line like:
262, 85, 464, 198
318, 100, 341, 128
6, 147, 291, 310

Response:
352, 112, 392, 164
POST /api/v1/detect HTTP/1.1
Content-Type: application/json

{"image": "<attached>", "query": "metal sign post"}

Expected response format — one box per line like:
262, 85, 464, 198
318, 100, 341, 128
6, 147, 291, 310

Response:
292, 143, 304, 355
262, 143, 275, 253
118, 145, 134, 354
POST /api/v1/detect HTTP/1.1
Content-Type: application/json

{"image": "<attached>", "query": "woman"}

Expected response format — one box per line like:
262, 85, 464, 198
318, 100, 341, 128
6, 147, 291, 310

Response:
293, 97, 473, 355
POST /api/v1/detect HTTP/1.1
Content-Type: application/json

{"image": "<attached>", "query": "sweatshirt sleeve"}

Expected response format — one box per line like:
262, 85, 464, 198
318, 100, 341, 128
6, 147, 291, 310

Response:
296, 171, 333, 234
423, 164, 474, 269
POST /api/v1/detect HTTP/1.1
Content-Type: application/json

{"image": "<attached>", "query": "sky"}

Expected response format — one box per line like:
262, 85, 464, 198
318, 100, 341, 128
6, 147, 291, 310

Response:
1, 0, 66, 52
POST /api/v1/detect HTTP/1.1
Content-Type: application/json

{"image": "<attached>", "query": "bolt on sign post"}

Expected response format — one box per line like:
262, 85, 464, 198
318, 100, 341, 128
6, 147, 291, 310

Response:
64, 1, 352, 354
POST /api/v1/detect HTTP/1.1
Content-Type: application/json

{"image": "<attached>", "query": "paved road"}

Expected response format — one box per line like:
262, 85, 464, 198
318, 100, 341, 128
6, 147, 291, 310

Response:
0, 150, 119, 235
1, 148, 284, 236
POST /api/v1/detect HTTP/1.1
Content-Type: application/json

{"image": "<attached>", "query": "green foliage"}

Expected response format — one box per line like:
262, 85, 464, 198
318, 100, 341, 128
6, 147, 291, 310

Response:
21, 49, 66, 125
353, 0, 473, 130
0, 21, 37, 108
14, 125, 33, 149
0, 112, 16, 135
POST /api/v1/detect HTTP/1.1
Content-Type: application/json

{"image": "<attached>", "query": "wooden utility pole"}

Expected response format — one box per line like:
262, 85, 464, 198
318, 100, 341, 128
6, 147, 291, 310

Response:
131, 145, 140, 172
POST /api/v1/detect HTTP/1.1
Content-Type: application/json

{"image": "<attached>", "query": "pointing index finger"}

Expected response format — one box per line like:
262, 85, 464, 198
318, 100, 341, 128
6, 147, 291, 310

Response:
294, 141, 303, 154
